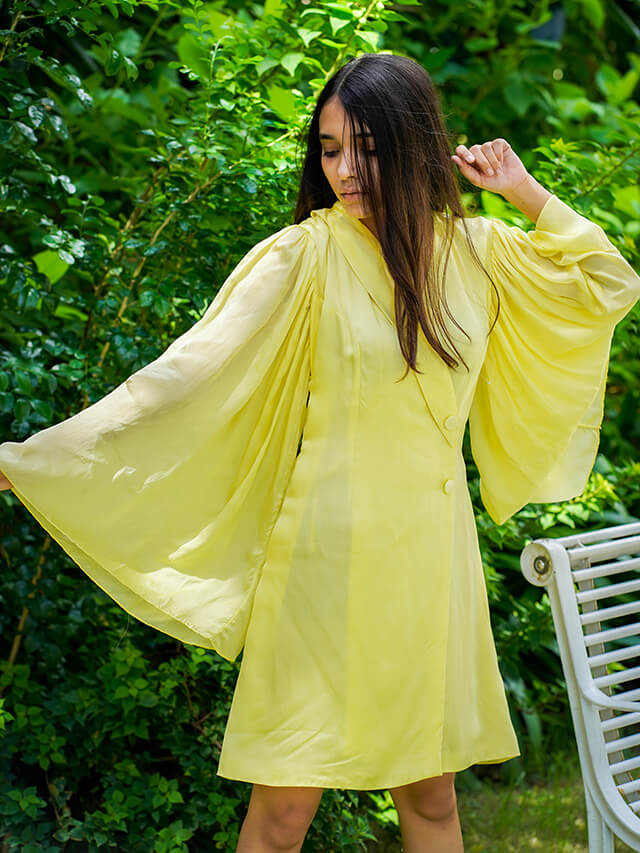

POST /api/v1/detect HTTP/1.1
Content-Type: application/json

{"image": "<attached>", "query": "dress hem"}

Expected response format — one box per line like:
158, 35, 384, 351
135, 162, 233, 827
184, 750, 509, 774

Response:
215, 750, 521, 790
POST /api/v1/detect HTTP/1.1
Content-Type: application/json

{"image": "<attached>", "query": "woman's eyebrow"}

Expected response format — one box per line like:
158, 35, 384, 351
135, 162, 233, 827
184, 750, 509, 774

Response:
319, 131, 373, 140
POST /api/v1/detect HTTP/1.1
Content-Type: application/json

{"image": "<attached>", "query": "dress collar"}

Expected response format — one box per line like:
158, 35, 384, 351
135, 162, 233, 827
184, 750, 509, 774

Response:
330, 200, 383, 254
329, 199, 448, 248
317, 199, 458, 448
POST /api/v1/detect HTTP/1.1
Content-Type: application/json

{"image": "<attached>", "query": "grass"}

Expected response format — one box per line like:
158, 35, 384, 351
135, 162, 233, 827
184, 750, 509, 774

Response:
361, 749, 636, 852
457, 773, 632, 852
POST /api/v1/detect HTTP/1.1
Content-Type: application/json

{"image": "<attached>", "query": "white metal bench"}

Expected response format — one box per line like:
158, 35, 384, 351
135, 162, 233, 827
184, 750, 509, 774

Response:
520, 521, 640, 852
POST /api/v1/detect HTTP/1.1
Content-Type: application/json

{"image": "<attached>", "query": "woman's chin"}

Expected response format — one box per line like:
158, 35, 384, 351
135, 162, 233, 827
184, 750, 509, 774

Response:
341, 191, 366, 203
342, 196, 369, 217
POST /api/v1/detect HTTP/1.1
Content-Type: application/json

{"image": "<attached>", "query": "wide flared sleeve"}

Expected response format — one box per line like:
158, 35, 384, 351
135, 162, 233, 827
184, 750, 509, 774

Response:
0, 223, 318, 661
468, 194, 640, 526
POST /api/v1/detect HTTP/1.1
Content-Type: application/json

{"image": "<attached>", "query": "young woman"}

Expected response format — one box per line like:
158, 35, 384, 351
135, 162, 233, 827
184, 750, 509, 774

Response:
1, 53, 639, 852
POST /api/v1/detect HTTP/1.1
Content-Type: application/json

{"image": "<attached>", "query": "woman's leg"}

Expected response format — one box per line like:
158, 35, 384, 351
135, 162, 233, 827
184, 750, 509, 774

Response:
236, 783, 324, 853
388, 772, 463, 853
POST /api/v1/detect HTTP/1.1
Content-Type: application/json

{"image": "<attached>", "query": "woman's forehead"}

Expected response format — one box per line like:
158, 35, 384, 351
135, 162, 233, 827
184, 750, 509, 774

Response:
318, 113, 373, 142
319, 99, 372, 141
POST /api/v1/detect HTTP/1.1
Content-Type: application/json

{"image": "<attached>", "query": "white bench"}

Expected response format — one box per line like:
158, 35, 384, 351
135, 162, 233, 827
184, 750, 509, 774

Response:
521, 521, 640, 852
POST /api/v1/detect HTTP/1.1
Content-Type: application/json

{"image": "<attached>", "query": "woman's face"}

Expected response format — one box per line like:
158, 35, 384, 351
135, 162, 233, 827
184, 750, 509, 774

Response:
318, 96, 379, 236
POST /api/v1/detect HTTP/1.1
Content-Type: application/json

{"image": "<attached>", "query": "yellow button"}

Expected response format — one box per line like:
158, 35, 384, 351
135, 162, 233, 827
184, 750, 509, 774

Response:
443, 479, 455, 495
444, 415, 458, 430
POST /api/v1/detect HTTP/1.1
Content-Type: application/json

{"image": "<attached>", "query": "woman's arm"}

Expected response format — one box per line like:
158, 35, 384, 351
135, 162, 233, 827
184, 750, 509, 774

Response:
0, 473, 11, 490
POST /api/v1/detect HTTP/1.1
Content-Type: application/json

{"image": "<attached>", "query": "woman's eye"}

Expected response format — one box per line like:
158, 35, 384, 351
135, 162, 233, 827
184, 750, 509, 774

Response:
321, 149, 377, 158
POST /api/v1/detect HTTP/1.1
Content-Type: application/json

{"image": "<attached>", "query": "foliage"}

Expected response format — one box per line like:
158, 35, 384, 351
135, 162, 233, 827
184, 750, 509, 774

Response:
1, 0, 639, 847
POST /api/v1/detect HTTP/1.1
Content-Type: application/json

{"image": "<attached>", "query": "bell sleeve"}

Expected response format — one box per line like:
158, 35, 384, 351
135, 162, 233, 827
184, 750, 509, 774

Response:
0, 223, 318, 661
468, 193, 640, 526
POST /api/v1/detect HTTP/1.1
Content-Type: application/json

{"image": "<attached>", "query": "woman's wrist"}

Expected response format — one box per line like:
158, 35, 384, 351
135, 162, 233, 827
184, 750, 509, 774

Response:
502, 173, 553, 224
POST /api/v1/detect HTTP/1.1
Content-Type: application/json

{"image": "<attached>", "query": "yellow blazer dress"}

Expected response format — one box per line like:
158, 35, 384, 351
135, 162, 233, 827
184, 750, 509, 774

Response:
1, 194, 639, 789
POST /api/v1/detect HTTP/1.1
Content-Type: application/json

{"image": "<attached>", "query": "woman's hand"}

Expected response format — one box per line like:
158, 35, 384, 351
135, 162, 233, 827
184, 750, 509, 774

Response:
451, 138, 530, 196
0, 473, 12, 491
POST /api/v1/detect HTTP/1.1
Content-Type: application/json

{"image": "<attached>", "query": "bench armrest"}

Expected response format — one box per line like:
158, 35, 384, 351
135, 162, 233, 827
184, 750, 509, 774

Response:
580, 685, 640, 714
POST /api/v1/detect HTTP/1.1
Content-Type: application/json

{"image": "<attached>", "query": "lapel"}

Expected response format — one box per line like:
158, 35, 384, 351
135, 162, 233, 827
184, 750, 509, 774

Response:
319, 201, 459, 448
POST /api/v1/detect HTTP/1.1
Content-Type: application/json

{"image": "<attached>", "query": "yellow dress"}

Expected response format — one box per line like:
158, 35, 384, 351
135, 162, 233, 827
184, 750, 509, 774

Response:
1, 194, 638, 789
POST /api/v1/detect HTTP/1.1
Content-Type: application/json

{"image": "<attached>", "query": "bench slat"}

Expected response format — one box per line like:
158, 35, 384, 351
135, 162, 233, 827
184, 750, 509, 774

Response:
581, 600, 640, 626
577, 577, 640, 604
589, 645, 640, 668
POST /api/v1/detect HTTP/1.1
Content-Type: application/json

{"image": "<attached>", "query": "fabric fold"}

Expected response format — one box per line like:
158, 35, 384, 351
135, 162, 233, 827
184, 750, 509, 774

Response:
469, 194, 640, 525
0, 224, 318, 660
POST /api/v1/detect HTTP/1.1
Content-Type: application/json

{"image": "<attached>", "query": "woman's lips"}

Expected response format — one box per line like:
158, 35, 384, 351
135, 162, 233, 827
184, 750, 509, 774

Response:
342, 191, 363, 199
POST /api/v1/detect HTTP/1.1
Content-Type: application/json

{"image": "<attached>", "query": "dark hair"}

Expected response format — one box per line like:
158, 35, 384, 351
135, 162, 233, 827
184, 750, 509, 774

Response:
293, 52, 499, 377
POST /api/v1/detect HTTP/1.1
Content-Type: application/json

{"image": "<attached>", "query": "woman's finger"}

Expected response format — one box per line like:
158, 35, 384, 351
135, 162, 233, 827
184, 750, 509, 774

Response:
451, 154, 487, 187
451, 154, 477, 176
482, 141, 503, 173
455, 144, 475, 164
469, 144, 494, 175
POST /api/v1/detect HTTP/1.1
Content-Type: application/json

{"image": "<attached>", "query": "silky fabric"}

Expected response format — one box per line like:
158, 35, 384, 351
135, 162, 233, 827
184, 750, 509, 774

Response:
1, 194, 639, 789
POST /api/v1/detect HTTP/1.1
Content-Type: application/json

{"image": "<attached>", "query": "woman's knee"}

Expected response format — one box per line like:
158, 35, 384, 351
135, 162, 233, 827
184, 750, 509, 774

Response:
247, 784, 324, 846
388, 772, 457, 823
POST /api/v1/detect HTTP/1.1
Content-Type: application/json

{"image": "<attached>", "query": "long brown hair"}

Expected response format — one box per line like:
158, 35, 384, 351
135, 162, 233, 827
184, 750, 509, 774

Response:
293, 52, 499, 377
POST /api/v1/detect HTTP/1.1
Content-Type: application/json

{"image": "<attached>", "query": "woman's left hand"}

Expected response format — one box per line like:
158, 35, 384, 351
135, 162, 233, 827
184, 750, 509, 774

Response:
451, 139, 530, 196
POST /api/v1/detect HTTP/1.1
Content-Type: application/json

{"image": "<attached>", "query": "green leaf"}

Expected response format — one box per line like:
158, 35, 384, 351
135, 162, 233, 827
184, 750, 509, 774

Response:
206, 9, 234, 38
53, 304, 88, 321
47, 113, 69, 139
27, 105, 46, 127
577, 0, 604, 29
503, 73, 536, 117
33, 249, 69, 284
280, 52, 303, 76
358, 30, 381, 50
16, 372, 33, 394
0, 393, 15, 414
322, 3, 357, 19
57, 174, 76, 194
124, 57, 139, 81
263, 0, 285, 16
115, 27, 142, 58
329, 16, 350, 35
465, 36, 499, 52
57, 249, 75, 265
297, 28, 322, 46
13, 399, 30, 421
32, 400, 54, 421
15, 122, 38, 144
76, 89, 94, 109
268, 85, 297, 120
176, 33, 210, 80
105, 48, 124, 75
595, 64, 640, 105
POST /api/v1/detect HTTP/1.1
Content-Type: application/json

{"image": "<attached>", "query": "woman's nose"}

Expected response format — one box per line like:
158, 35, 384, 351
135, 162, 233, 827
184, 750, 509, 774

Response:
336, 150, 356, 178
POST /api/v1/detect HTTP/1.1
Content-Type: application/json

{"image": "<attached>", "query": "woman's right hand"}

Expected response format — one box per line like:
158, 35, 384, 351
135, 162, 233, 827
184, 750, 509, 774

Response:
0, 473, 12, 491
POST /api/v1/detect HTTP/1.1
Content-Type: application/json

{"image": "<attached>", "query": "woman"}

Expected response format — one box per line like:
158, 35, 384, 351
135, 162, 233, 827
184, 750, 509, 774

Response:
1, 53, 639, 852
